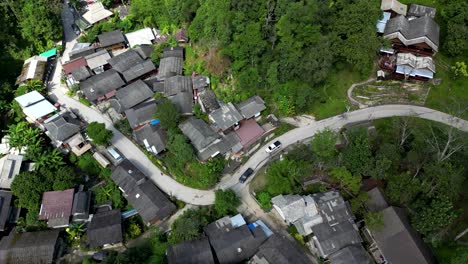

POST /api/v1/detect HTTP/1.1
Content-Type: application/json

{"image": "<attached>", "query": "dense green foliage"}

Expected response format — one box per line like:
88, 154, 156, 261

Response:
214, 189, 240, 217
168, 208, 214, 245
86, 122, 113, 146
153, 99, 180, 130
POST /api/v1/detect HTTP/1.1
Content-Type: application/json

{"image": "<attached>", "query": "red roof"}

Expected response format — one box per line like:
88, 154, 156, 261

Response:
62, 57, 87, 74
235, 119, 265, 148
39, 189, 74, 220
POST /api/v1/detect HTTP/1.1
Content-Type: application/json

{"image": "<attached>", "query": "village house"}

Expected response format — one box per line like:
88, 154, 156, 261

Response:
198, 89, 220, 113
98, 30, 127, 50
80, 69, 126, 102
87, 208, 123, 248
125, 100, 158, 130
167, 238, 215, 264
364, 187, 436, 264
380, 0, 407, 17
109, 80, 154, 113
125, 27, 156, 48
0, 190, 15, 232
38, 188, 75, 228
329, 245, 373, 264
14, 90, 57, 122
175, 29, 189, 44
71, 188, 91, 223
179, 118, 223, 161
0, 154, 24, 190
15, 56, 48, 85
407, 4, 436, 19
43, 110, 82, 148
158, 47, 184, 80
0, 229, 63, 263
133, 123, 167, 156
248, 234, 312, 264
81, 2, 113, 26
111, 160, 176, 224
69, 43, 96, 61
164, 75, 194, 115
395, 52, 435, 80
85, 49, 111, 74
209, 103, 243, 132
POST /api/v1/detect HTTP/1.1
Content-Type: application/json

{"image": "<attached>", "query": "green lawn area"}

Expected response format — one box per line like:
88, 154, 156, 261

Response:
307, 67, 364, 120
434, 243, 468, 264
425, 54, 468, 119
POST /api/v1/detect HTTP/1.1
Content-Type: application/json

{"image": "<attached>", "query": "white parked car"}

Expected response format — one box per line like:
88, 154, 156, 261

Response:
265, 141, 282, 153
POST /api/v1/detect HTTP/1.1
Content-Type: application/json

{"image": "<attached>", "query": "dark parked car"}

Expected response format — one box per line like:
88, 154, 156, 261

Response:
239, 168, 254, 183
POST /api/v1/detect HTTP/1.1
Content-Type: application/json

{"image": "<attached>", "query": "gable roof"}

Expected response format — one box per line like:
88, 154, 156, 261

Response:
82, 2, 113, 25
85, 49, 111, 70
311, 220, 362, 258
63, 57, 88, 74
383, 15, 440, 52
72, 190, 91, 222
164, 76, 193, 96
98, 30, 126, 48
39, 188, 75, 227
366, 187, 389, 212
408, 4, 436, 18
235, 119, 264, 147
179, 118, 220, 152
14, 90, 57, 120
125, 100, 158, 129
16, 56, 48, 85
44, 111, 81, 142
167, 238, 215, 264
199, 90, 220, 113
111, 160, 175, 223
71, 66, 92, 81
371, 206, 435, 264
162, 47, 184, 58
0, 229, 60, 264
87, 209, 123, 248
396, 53, 435, 72
208, 225, 268, 264
80, 69, 125, 101
125, 28, 155, 47
0, 154, 24, 189
0, 190, 13, 231
108, 49, 143, 73
237, 96, 266, 119
168, 92, 194, 115
109, 80, 153, 113
69, 44, 95, 61
380, 0, 407, 15
250, 234, 310, 264
122, 59, 156, 82
209, 103, 243, 131
329, 245, 373, 264
271, 195, 306, 224
134, 124, 167, 155
158, 57, 183, 80
312, 191, 354, 225
134, 45, 154, 60
193, 75, 210, 90
176, 28, 188, 42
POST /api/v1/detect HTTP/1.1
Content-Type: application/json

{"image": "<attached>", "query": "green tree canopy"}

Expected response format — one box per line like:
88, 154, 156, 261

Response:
154, 99, 180, 130
214, 189, 240, 217
11, 171, 52, 210
169, 208, 213, 245
341, 128, 374, 176
311, 129, 338, 160
86, 122, 113, 146
329, 166, 361, 195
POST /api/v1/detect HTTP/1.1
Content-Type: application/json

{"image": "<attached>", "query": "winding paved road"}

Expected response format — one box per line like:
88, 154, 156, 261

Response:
51, 1, 468, 206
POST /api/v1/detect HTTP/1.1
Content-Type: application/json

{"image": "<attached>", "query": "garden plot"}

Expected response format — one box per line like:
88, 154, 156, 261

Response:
352, 80, 430, 106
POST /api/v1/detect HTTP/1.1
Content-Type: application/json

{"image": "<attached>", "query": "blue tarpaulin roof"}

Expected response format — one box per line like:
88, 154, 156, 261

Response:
150, 119, 160, 125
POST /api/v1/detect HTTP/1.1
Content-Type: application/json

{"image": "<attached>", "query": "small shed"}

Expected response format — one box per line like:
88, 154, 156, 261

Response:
93, 152, 110, 168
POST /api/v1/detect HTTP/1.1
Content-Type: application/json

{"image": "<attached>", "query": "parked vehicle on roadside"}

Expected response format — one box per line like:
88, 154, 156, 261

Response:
265, 140, 282, 153
239, 168, 254, 183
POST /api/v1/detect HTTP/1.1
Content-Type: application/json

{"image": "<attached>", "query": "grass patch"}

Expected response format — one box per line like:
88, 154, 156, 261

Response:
425, 53, 468, 119
308, 67, 364, 120
79, 96, 91, 107
273, 123, 294, 136
249, 167, 267, 192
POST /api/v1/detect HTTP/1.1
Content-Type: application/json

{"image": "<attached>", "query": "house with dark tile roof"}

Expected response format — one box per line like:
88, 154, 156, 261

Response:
122, 59, 156, 82
329, 245, 373, 264
80, 69, 125, 102
108, 49, 143, 73
109, 80, 154, 113
39, 188, 75, 228
98, 30, 126, 50
71, 66, 93, 82
383, 15, 440, 53
63, 57, 88, 75
248, 234, 311, 264
69, 43, 96, 61
133, 123, 167, 155
209, 103, 243, 132
365, 187, 435, 264
134, 45, 154, 60
158, 47, 184, 80
310, 220, 363, 258
87, 208, 123, 248
0, 154, 24, 190
164, 75, 193, 96
198, 90, 220, 113
125, 100, 158, 129
44, 111, 82, 144
179, 118, 224, 161
111, 160, 176, 224
192, 75, 210, 91
167, 238, 215, 264
0, 229, 62, 264
237, 96, 266, 119
0, 190, 14, 231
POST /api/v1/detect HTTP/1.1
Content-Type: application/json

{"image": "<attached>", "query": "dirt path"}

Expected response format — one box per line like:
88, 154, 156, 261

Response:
347, 78, 376, 108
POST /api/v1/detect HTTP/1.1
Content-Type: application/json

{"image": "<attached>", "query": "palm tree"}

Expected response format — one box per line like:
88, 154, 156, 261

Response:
66, 223, 86, 240
35, 149, 65, 170
23, 80, 46, 94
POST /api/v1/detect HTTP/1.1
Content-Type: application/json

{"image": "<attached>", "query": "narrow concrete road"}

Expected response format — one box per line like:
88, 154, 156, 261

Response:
51, 1, 468, 207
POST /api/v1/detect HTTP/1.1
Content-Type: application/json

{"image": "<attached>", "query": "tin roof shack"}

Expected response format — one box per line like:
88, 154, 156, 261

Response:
380, 0, 407, 16
395, 53, 435, 80
98, 30, 126, 50
85, 49, 111, 74
62, 57, 88, 75
16, 56, 48, 85
14, 90, 57, 122
82, 2, 113, 25
71, 189, 91, 223
209, 103, 243, 133
39, 189, 75, 228
125, 28, 156, 47
176, 29, 188, 44
407, 4, 436, 19
65, 133, 92, 156
198, 90, 220, 113
111, 160, 176, 224
158, 47, 184, 80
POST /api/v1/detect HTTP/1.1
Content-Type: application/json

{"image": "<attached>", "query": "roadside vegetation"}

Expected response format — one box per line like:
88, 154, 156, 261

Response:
255, 118, 468, 262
